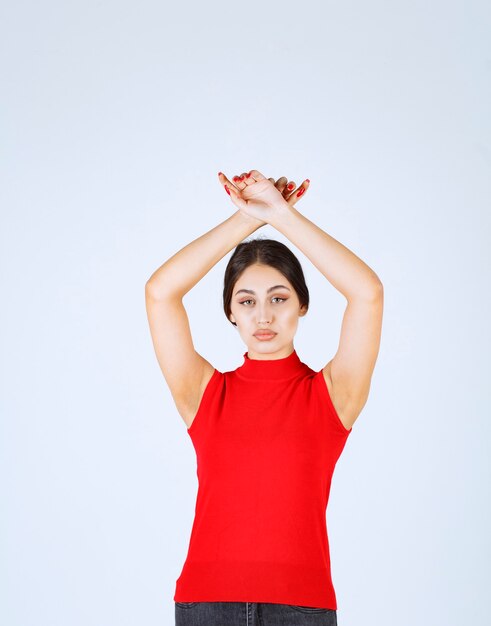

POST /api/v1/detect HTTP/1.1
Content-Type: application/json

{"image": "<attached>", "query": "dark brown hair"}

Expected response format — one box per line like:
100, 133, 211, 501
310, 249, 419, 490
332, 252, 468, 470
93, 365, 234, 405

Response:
223, 237, 310, 326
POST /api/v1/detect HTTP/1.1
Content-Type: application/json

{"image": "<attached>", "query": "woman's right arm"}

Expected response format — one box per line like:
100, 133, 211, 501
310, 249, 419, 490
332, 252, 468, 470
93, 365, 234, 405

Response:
145, 210, 263, 428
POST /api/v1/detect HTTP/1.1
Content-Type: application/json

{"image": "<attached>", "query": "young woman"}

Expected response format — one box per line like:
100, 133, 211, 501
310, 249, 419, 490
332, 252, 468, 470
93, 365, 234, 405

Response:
145, 169, 384, 626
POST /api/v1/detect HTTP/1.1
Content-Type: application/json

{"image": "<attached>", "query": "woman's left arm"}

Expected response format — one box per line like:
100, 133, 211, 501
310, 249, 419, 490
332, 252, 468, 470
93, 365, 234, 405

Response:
270, 203, 382, 300
270, 203, 384, 430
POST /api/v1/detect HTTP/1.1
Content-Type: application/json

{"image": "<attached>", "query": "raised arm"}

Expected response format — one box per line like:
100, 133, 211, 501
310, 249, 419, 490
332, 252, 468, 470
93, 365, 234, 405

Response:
228, 169, 384, 431
268, 202, 384, 431
145, 207, 263, 428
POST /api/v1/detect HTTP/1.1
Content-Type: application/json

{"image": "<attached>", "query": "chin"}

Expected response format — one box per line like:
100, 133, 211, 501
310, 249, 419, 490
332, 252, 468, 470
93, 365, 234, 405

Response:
248, 339, 292, 354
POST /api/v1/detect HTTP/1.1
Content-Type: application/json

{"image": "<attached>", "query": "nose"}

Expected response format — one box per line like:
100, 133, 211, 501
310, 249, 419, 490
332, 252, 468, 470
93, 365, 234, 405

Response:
256, 303, 272, 324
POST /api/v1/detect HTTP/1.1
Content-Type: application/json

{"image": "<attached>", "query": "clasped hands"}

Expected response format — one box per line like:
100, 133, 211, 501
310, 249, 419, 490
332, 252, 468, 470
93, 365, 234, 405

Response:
217, 169, 310, 227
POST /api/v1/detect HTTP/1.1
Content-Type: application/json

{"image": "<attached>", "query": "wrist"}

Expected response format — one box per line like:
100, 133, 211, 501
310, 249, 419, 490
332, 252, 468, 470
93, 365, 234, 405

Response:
269, 201, 296, 230
235, 210, 266, 230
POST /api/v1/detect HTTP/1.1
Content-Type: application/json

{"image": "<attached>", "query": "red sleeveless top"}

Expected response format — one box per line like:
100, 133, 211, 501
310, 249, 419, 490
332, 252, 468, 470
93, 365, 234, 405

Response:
173, 349, 352, 609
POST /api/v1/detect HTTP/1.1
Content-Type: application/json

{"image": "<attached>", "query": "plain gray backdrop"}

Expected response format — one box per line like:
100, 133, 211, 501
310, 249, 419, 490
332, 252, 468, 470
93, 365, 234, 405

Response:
1, 1, 489, 625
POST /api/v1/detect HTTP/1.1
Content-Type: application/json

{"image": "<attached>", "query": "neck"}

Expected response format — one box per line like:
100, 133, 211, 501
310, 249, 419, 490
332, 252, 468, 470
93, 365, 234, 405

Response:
235, 348, 306, 381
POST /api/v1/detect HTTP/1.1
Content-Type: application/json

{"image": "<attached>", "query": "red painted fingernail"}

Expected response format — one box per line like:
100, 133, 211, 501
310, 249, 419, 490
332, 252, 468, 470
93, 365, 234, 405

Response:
224, 185, 231, 195
296, 187, 305, 197
306, 179, 310, 183
233, 176, 240, 182
218, 172, 223, 176
245, 173, 251, 178
287, 183, 294, 190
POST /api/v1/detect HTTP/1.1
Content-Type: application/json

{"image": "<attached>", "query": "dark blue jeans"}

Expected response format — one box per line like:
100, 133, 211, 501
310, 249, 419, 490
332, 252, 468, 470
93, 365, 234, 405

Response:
175, 601, 337, 625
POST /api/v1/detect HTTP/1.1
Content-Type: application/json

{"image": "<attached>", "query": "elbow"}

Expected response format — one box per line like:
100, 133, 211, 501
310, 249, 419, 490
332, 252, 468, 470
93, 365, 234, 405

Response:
145, 278, 182, 302
369, 269, 384, 292
359, 277, 383, 301
369, 279, 384, 298
145, 279, 165, 301
145, 279, 155, 294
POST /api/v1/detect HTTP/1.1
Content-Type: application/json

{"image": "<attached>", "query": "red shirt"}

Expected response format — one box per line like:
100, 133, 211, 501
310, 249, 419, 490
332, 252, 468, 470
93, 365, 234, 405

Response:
174, 349, 352, 609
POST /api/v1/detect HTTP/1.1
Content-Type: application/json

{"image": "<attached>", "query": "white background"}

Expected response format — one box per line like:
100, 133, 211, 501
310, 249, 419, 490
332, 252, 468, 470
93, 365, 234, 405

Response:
1, 1, 490, 625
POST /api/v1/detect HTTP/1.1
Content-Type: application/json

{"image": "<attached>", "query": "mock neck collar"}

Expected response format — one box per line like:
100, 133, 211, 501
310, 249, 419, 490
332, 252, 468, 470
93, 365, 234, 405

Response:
235, 349, 306, 381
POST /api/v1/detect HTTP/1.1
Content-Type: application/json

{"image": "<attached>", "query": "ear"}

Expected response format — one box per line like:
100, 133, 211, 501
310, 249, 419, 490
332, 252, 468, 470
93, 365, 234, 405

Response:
299, 305, 308, 317
229, 313, 236, 324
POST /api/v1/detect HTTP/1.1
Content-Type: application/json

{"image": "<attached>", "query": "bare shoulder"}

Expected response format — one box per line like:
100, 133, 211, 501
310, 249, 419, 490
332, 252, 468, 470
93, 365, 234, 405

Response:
321, 360, 359, 432
178, 361, 217, 429
321, 289, 383, 431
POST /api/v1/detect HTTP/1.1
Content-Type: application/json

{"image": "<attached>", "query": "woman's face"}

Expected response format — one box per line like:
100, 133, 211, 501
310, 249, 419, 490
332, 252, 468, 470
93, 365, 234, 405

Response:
229, 263, 307, 360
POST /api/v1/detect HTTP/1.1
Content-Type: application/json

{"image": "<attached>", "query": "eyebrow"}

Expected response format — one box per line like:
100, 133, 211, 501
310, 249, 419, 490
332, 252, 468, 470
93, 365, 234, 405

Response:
234, 285, 292, 296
